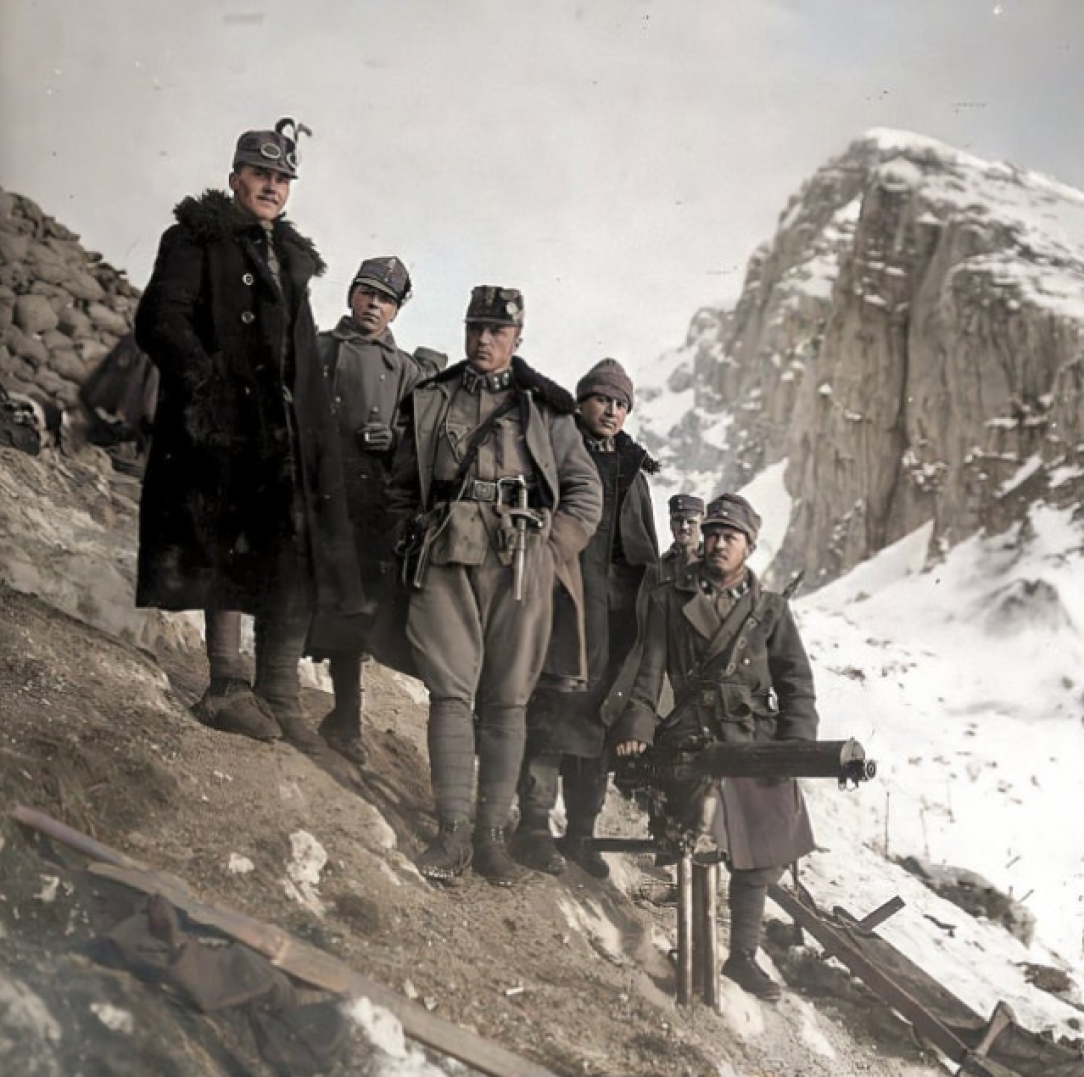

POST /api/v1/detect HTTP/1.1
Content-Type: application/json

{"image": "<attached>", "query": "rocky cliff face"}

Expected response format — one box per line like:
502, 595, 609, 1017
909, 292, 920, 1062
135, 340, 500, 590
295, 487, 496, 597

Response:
638, 130, 1084, 588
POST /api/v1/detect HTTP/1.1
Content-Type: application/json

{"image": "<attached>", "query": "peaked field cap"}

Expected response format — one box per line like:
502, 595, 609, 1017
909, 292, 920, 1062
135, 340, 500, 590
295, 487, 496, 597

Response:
233, 118, 306, 179
703, 493, 762, 540
669, 493, 706, 517
350, 256, 413, 304
465, 286, 525, 326
576, 357, 635, 412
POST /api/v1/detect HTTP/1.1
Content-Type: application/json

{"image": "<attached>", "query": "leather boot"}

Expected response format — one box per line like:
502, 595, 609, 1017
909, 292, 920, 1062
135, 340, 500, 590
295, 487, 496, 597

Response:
511, 827, 566, 875
416, 820, 473, 882
473, 826, 527, 887
318, 705, 367, 766
192, 679, 281, 742
721, 949, 782, 1002
559, 835, 610, 879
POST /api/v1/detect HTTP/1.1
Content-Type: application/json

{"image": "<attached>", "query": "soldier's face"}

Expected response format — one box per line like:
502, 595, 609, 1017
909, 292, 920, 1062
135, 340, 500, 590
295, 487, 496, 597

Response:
466, 323, 519, 374
702, 525, 750, 579
670, 514, 702, 550
579, 394, 629, 440
229, 165, 292, 222
350, 286, 399, 339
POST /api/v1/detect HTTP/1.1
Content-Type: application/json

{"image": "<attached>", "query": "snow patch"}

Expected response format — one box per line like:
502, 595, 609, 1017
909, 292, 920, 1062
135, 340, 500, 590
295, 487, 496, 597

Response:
281, 830, 328, 916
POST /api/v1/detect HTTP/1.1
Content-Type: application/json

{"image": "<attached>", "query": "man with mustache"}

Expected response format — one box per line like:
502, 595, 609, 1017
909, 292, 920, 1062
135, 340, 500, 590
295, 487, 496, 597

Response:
388, 286, 602, 886
516, 359, 659, 878
660, 493, 705, 581
613, 493, 819, 1002
135, 119, 361, 753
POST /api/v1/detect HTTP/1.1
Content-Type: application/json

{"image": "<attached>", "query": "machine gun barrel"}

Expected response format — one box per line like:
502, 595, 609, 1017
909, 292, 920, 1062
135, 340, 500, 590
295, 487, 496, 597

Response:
615, 737, 875, 792
692, 737, 876, 787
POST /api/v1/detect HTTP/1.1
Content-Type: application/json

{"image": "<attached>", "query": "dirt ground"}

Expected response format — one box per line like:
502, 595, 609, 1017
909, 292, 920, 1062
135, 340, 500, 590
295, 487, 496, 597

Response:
0, 444, 948, 1077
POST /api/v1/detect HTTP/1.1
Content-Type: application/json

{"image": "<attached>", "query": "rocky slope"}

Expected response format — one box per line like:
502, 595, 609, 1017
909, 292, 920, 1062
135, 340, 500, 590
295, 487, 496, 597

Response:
637, 129, 1084, 588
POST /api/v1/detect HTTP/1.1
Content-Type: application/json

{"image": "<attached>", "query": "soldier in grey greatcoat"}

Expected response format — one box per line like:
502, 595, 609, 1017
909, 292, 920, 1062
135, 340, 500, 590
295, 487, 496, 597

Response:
516, 359, 658, 879
306, 256, 424, 765
613, 493, 819, 1001
387, 286, 602, 886
135, 118, 361, 754
658, 492, 704, 583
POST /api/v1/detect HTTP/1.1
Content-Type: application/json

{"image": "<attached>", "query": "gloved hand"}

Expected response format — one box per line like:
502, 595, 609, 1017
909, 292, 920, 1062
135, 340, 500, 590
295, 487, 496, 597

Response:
356, 422, 393, 454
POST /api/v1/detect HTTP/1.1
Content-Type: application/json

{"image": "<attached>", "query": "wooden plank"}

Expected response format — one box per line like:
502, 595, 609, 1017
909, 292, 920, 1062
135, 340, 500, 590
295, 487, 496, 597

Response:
12, 805, 559, 1077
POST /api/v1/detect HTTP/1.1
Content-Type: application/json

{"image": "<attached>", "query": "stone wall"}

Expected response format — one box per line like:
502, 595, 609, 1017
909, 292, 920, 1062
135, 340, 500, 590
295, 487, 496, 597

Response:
0, 187, 138, 410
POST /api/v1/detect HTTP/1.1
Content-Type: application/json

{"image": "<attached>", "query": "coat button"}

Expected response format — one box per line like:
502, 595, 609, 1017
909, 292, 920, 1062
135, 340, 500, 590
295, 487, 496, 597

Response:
242, 273, 255, 285
241, 311, 255, 324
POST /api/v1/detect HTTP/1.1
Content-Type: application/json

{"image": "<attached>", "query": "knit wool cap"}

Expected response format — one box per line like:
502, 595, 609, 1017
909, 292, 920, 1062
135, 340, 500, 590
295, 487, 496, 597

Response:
575, 358, 635, 412
702, 493, 762, 541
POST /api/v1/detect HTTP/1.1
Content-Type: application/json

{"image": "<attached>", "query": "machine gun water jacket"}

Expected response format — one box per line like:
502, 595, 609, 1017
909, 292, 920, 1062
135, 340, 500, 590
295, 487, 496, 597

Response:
614, 566, 819, 870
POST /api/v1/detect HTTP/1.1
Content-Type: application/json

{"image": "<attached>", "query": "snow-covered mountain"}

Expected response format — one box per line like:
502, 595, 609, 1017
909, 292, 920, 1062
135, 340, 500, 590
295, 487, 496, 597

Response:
635, 128, 1084, 591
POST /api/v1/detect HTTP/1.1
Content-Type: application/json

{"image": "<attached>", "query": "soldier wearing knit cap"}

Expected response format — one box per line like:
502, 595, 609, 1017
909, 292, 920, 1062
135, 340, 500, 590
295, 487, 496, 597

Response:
575, 358, 635, 413
515, 358, 658, 878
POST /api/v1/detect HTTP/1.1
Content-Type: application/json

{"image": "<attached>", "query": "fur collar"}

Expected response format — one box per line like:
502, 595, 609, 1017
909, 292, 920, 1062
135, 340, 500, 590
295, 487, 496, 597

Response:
418, 355, 577, 414
172, 189, 326, 275
578, 423, 660, 476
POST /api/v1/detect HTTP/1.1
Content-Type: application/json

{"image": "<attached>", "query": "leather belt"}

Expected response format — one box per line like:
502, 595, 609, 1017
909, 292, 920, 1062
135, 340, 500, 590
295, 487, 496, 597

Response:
431, 478, 540, 505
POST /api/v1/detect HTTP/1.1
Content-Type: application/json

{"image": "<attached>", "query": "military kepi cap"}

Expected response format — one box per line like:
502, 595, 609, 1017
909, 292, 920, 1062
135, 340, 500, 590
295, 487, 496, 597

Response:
233, 117, 309, 180
668, 493, 706, 517
465, 286, 524, 326
703, 493, 762, 541
350, 256, 413, 305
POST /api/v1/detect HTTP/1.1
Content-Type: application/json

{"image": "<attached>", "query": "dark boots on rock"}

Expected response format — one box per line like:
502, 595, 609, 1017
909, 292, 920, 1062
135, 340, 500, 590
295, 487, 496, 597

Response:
721, 949, 782, 1002
510, 827, 566, 876
416, 820, 473, 881
559, 835, 610, 879
473, 826, 527, 887
192, 678, 281, 742
318, 706, 368, 766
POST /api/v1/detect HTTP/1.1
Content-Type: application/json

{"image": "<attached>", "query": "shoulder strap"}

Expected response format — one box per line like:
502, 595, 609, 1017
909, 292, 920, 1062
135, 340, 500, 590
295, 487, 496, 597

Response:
672, 590, 778, 709
444, 393, 520, 498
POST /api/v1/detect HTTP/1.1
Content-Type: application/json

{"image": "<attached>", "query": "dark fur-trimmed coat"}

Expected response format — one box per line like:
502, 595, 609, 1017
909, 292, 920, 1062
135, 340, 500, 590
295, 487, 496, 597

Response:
528, 428, 660, 756
134, 190, 361, 615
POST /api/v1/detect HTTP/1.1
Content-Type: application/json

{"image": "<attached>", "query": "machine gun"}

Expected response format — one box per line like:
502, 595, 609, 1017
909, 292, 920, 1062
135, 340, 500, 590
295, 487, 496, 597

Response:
600, 735, 877, 1009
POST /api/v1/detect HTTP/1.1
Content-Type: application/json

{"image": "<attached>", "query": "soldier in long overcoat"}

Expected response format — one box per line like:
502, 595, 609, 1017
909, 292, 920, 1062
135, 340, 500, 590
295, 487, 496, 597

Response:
387, 286, 602, 886
306, 256, 425, 764
136, 119, 361, 751
517, 359, 659, 878
613, 493, 818, 1002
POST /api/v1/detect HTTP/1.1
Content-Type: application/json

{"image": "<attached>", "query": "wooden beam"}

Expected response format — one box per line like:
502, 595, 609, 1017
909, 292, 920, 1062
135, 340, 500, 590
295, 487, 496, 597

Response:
12, 805, 559, 1077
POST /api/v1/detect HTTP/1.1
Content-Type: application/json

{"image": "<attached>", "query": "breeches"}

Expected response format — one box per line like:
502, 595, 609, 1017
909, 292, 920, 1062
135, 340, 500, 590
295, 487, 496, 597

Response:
407, 544, 554, 708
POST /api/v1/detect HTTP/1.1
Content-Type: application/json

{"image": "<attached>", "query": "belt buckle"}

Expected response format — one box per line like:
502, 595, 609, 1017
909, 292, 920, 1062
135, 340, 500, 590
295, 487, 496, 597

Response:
472, 479, 498, 502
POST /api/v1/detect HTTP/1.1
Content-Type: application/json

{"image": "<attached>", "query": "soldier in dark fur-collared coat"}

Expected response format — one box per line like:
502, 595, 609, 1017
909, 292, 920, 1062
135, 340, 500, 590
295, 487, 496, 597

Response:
386, 286, 602, 887
135, 119, 361, 752
516, 359, 659, 879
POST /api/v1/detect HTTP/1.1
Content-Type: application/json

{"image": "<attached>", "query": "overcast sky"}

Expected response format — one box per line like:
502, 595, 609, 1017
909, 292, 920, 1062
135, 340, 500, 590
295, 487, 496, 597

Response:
2, 0, 1082, 385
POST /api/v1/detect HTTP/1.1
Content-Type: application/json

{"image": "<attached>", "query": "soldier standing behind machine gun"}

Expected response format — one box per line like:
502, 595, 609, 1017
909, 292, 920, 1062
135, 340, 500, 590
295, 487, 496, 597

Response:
387, 286, 602, 887
612, 493, 819, 1002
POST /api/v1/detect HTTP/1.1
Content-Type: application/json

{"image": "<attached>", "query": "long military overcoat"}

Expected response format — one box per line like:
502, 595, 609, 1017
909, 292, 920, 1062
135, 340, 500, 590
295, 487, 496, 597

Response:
134, 190, 361, 615
385, 356, 602, 687
613, 566, 818, 870
530, 429, 659, 755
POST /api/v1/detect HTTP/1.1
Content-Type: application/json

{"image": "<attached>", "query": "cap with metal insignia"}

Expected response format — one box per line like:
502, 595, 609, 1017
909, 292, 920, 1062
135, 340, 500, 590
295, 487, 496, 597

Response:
702, 493, 762, 541
349, 256, 413, 305
464, 285, 525, 326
